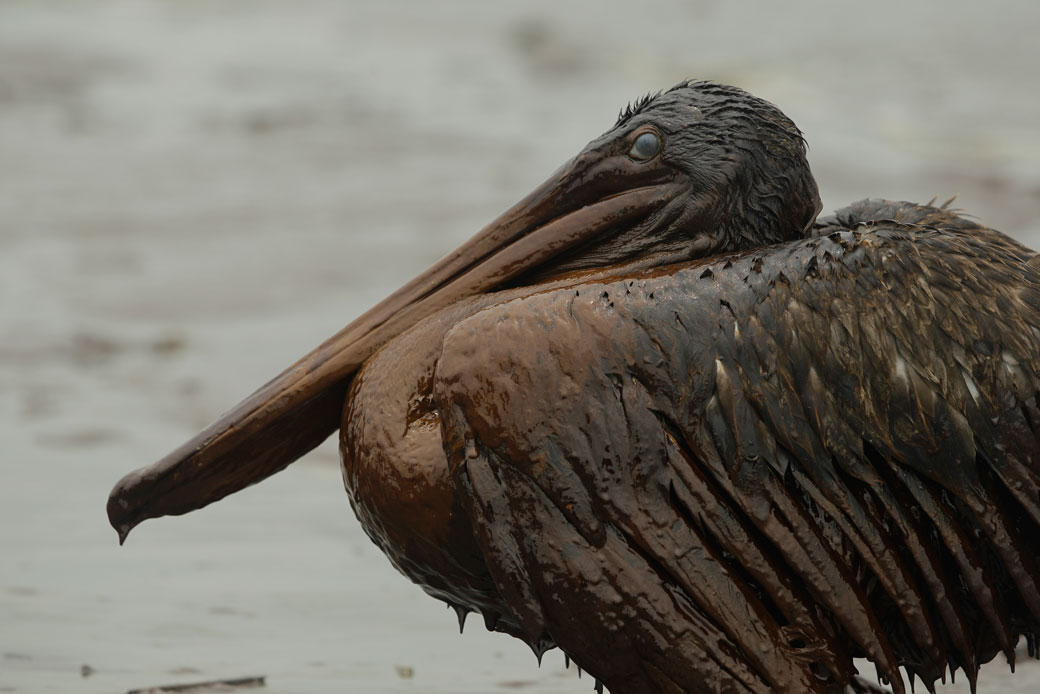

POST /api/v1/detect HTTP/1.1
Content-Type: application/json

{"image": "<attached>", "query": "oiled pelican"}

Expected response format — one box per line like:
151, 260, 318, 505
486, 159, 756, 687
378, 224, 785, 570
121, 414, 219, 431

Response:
108, 81, 1040, 694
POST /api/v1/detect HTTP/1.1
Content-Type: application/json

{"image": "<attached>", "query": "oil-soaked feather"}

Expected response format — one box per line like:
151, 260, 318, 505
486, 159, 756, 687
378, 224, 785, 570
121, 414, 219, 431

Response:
434, 202, 1040, 693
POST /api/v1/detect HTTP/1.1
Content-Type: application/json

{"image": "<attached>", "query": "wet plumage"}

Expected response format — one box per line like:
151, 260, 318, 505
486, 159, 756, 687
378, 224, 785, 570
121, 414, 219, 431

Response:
110, 82, 1040, 693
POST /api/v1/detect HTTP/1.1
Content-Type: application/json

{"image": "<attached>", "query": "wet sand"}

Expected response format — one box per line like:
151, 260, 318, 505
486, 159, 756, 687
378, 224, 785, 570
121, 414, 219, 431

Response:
2, 2, 1039, 692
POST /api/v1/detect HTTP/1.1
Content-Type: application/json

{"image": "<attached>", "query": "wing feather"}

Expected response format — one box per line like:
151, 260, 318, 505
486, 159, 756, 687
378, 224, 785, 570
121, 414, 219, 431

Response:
436, 218, 1040, 693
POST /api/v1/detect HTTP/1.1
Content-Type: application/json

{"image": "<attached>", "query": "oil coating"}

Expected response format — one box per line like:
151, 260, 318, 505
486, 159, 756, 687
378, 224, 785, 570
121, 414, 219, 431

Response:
109, 82, 1040, 694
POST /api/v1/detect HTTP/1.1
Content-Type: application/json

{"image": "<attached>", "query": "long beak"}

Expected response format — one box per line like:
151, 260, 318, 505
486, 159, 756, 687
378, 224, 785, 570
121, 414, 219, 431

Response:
108, 156, 679, 542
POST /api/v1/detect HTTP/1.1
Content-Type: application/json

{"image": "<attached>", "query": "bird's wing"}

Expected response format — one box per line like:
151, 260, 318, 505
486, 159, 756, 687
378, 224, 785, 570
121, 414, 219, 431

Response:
433, 224, 1040, 694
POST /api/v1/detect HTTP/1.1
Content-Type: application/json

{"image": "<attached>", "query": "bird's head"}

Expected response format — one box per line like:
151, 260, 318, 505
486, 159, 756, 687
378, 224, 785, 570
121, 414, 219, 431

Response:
514, 80, 822, 281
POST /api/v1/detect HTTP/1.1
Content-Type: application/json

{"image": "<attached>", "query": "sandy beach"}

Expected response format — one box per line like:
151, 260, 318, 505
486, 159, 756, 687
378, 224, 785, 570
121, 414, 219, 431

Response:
3, 2, 1040, 692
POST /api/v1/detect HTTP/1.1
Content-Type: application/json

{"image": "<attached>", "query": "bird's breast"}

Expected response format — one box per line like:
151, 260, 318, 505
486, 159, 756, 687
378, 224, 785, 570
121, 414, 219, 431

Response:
339, 294, 523, 627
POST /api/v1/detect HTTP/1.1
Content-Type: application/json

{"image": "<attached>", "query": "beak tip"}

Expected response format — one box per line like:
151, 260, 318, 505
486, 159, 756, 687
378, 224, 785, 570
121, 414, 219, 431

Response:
107, 473, 141, 545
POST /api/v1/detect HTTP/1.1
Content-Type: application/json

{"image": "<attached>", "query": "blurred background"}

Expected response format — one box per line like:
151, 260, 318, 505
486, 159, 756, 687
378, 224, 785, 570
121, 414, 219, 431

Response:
2, 1, 1039, 692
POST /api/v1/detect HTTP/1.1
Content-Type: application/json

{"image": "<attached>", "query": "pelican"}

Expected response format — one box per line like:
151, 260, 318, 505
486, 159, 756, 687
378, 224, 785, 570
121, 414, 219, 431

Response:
108, 81, 1040, 694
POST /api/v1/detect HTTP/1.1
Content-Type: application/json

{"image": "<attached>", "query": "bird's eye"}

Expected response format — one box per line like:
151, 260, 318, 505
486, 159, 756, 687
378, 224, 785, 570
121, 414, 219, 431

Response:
629, 131, 661, 160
